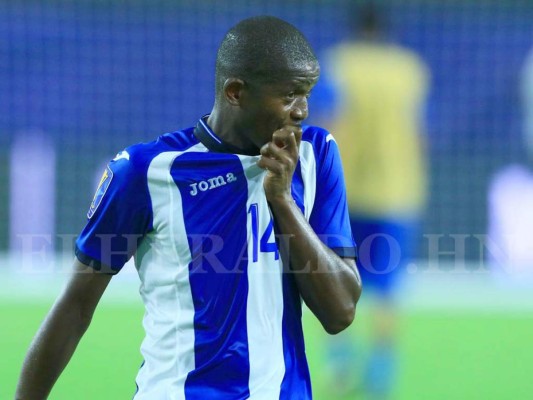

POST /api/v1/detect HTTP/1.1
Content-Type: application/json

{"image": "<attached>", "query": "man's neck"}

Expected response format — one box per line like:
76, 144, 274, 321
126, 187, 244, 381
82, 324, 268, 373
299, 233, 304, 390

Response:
206, 109, 259, 155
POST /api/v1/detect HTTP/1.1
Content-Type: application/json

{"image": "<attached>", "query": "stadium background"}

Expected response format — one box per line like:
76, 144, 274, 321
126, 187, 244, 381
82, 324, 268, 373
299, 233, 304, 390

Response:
1, 0, 532, 399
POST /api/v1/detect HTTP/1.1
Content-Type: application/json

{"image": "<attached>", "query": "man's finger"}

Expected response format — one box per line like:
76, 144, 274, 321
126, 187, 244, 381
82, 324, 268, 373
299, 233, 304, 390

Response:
257, 155, 283, 174
261, 142, 296, 168
272, 128, 301, 158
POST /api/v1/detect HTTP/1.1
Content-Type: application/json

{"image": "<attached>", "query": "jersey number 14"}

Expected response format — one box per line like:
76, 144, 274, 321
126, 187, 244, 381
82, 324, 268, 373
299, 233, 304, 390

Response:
248, 203, 280, 262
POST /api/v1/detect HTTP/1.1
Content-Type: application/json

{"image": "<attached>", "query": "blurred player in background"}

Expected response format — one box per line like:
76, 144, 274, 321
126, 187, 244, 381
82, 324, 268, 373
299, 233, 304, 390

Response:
487, 47, 533, 283
315, 2, 430, 399
16, 16, 361, 399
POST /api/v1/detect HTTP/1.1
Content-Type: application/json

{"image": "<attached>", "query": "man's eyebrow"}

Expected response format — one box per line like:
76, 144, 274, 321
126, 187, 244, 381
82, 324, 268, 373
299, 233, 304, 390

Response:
292, 77, 319, 88
276, 82, 312, 93
285, 76, 319, 85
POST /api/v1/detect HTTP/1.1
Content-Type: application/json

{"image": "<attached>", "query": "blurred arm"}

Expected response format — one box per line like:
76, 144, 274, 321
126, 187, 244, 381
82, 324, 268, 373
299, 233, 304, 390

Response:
15, 259, 112, 400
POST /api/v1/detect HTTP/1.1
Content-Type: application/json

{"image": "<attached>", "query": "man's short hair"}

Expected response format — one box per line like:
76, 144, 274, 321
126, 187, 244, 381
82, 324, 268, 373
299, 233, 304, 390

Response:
215, 16, 318, 95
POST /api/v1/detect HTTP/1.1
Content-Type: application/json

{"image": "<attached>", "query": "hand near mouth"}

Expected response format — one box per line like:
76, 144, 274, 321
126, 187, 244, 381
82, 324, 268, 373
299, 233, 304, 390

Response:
257, 126, 302, 202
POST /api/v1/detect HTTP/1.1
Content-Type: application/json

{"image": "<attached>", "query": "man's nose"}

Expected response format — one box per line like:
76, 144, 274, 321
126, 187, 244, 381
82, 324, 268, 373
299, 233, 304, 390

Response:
290, 97, 308, 122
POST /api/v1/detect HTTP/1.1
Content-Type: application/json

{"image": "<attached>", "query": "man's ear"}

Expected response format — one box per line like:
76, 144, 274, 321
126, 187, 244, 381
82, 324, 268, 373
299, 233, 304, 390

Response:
223, 78, 246, 106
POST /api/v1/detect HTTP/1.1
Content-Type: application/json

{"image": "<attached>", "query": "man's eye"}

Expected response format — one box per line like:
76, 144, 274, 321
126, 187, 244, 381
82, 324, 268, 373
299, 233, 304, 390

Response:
286, 92, 296, 100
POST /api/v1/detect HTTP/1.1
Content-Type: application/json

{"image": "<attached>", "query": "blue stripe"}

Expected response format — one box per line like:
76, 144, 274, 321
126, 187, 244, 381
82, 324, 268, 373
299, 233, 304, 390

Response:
279, 275, 312, 399
171, 152, 251, 399
279, 164, 312, 399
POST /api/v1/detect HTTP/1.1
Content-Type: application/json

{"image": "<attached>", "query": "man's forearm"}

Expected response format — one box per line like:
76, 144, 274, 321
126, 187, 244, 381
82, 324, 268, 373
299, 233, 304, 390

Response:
269, 197, 362, 334
16, 298, 91, 399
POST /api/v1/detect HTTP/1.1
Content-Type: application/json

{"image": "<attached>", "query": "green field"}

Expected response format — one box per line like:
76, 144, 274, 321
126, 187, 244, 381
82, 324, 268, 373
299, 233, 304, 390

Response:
3, 301, 533, 399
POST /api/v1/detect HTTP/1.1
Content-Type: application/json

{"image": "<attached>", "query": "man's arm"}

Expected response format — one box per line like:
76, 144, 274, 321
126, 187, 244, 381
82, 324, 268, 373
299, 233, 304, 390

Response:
16, 259, 112, 399
270, 199, 360, 334
257, 128, 362, 335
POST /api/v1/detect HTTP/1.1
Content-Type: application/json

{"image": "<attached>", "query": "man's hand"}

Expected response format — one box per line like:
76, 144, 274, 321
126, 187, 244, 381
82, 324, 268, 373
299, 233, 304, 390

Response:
256, 127, 361, 334
256, 127, 302, 201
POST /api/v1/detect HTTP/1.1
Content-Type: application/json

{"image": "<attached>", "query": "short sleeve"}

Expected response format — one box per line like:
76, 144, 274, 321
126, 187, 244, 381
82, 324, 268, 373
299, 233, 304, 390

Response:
309, 132, 357, 258
75, 150, 153, 273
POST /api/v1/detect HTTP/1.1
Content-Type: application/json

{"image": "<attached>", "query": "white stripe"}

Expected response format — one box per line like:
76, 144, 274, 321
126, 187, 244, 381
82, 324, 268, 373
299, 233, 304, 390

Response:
325, 133, 335, 142
299, 141, 317, 220
134, 143, 208, 399
238, 155, 286, 400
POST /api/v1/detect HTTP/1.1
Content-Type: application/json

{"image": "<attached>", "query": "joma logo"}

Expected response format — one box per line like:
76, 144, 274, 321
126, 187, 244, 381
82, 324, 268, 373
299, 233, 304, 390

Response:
189, 173, 237, 196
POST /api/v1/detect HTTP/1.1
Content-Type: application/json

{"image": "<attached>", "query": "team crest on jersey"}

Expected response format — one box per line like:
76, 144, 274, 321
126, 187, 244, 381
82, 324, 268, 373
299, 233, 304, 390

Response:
87, 166, 113, 219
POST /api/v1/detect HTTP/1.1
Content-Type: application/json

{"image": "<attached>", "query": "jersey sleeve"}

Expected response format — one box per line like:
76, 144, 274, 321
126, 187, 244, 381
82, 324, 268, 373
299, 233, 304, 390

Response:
309, 131, 357, 258
75, 149, 153, 274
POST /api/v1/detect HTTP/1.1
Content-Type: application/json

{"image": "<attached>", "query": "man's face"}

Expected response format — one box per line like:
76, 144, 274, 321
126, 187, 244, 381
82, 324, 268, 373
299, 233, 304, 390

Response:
239, 61, 320, 150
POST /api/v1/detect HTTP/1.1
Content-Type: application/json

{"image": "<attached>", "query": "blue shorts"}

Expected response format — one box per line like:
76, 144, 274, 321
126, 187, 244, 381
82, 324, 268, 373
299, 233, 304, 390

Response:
350, 215, 419, 295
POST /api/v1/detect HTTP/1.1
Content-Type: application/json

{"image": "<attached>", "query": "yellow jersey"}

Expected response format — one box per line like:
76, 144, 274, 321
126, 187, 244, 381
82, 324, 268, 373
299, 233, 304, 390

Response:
326, 41, 430, 218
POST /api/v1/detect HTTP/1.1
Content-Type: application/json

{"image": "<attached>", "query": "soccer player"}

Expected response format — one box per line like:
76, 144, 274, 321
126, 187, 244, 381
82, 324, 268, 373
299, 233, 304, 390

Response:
487, 46, 533, 282
16, 16, 362, 399
316, 3, 430, 399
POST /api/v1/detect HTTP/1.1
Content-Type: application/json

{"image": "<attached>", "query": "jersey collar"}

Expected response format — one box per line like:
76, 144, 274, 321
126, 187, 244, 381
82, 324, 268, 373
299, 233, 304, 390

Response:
193, 114, 252, 155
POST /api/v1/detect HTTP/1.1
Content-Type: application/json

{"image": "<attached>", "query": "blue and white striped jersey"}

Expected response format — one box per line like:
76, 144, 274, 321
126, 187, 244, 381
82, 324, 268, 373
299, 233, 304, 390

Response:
76, 116, 356, 399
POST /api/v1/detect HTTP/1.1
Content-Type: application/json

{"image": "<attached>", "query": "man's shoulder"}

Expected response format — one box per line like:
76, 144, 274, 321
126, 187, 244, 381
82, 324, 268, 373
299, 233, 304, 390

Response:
302, 125, 332, 143
115, 127, 198, 172
302, 125, 336, 152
